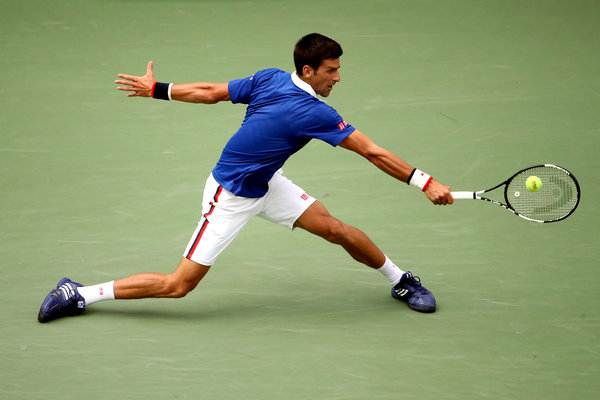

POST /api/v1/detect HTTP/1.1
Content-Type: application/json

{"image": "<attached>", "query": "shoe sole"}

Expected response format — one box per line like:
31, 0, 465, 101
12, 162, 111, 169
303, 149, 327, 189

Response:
391, 288, 436, 313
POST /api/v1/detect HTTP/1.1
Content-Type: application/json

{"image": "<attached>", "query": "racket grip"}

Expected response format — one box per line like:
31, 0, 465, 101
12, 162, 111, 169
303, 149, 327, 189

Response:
451, 191, 476, 200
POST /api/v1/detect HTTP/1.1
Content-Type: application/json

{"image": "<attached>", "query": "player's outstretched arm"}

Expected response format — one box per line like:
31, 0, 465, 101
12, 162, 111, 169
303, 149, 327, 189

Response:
339, 129, 453, 205
115, 61, 230, 104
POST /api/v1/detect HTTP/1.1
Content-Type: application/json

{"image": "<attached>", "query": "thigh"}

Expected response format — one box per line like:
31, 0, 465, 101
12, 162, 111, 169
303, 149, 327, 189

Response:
293, 200, 338, 235
184, 174, 261, 266
258, 171, 316, 230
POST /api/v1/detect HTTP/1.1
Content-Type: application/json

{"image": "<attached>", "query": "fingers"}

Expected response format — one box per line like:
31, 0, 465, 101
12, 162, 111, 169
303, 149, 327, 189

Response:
432, 195, 450, 205
436, 190, 454, 205
425, 181, 454, 205
146, 60, 154, 76
114, 79, 135, 86
115, 79, 139, 94
116, 73, 137, 81
115, 61, 155, 97
117, 61, 154, 81
436, 194, 453, 205
116, 86, 137, 92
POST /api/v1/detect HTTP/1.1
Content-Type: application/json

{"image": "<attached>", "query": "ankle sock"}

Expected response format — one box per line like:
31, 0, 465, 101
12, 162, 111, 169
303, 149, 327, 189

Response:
377, 256, 405, 286
77, 281, 115, 306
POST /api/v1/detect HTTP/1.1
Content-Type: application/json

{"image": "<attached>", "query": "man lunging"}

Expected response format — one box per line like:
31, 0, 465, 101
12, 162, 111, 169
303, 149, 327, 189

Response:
38, 33, 453, 322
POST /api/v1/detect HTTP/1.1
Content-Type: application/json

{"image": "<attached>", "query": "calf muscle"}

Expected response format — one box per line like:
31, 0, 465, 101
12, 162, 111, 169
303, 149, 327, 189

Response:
295, 201, 385, 269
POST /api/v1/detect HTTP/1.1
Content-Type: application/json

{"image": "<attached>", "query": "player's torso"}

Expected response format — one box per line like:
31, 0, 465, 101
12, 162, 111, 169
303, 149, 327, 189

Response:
234, 71, 318, 151
213, 70, 319, 197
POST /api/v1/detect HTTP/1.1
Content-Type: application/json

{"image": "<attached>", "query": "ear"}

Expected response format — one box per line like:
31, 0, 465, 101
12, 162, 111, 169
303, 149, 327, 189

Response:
302, 65, 314, 79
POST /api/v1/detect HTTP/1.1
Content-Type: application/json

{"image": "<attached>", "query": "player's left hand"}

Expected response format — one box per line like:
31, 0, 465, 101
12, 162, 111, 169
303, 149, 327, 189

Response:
115, 61, 156, 97
424, 180, 454, 205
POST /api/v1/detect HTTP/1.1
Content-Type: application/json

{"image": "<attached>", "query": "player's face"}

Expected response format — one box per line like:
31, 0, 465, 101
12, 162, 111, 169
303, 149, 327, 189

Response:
309, 58, 341, 97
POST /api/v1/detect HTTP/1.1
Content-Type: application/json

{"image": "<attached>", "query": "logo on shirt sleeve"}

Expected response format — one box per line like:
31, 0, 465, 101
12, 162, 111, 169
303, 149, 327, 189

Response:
337, 120, 349, 130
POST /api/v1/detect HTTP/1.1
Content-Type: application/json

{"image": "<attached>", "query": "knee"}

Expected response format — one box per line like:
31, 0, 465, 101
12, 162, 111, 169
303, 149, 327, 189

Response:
164, 275, 198, 298
320, 218, 351, 245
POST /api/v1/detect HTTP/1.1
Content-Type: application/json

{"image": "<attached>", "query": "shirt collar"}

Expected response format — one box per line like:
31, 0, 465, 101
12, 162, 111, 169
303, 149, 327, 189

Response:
291, 71, 317, 98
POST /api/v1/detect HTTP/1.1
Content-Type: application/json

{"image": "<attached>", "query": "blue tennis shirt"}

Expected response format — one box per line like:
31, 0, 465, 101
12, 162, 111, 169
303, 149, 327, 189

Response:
211, 68, 355, 198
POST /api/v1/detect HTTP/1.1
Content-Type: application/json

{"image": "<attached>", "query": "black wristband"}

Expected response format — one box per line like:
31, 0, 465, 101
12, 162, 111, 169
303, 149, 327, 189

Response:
406, 168, 416, 185
152, 81, 171, 100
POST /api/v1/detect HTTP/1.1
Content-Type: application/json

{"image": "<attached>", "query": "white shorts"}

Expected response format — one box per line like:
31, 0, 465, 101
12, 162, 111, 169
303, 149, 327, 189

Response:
183, 170, 316, 266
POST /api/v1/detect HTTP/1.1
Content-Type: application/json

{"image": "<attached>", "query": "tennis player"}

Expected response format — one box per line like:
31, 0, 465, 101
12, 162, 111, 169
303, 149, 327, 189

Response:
38, 33, 453, 322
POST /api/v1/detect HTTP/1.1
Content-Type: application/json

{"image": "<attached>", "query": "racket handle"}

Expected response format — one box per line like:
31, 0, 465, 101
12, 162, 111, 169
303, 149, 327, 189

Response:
451, 191, 476, 200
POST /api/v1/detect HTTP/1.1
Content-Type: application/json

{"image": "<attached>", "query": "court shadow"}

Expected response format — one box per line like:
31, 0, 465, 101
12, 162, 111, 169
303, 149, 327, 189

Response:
78, 289, 402, 322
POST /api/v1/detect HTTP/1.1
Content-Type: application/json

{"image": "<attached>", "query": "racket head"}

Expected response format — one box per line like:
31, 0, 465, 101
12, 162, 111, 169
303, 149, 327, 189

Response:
504, 164, 581, 223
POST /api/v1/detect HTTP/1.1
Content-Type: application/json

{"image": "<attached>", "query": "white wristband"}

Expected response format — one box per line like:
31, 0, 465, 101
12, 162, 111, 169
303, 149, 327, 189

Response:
408, 169, 433, 191
167, 83, 173, 100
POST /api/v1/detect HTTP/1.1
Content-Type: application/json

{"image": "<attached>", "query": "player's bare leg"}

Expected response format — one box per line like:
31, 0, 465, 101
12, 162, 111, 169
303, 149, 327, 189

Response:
293, 200, 436, 312
294, 201, 386, 269
114, 257, 210, 299
38, 258, 210, 322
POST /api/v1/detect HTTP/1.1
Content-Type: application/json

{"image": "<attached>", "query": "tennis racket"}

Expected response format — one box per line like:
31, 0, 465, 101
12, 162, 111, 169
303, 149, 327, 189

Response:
451, 164, 580, 223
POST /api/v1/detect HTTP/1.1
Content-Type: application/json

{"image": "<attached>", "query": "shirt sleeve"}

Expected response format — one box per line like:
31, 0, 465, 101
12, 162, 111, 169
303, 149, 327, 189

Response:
228, 74, 256, 104
228, 69, 279, 104
303, 102, 355, 147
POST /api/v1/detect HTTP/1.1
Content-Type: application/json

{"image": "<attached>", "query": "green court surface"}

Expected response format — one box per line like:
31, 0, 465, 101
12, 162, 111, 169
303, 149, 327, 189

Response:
1, 0, 599, 399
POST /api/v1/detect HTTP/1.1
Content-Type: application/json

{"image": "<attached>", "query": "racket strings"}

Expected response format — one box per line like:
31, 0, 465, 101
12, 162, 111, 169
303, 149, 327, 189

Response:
506, 166, 579, 221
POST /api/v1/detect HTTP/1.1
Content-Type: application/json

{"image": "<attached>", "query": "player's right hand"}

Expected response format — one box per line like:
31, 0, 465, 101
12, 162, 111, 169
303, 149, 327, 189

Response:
115, 61, 156, 97
424, 180, 454, 205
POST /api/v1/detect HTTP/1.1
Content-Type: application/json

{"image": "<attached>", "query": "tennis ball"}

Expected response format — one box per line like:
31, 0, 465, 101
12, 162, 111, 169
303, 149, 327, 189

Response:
526, 176, 542, 192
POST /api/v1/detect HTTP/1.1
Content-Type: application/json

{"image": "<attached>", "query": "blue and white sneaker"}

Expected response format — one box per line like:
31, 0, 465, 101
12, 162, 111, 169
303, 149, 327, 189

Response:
38, 278, 85, 323
391, 271, 436, 313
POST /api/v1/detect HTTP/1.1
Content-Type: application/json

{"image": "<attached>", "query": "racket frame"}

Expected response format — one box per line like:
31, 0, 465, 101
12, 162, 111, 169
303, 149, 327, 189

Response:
451, 164, 580, 223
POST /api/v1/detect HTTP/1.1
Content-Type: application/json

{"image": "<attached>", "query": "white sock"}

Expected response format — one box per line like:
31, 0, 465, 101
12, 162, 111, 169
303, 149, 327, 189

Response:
377, 256, 405, 286
77, 281, 115, 306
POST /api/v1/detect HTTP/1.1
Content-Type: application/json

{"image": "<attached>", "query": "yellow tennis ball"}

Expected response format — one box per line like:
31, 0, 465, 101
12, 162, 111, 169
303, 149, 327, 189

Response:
526, 176, 542, 192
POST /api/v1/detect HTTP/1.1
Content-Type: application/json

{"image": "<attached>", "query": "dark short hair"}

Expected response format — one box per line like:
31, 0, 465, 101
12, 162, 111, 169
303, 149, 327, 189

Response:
294, 33, 343, 75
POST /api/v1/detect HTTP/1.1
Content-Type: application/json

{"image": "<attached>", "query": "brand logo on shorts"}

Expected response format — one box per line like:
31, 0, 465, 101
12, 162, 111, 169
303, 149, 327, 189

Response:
301, 193, 309, 201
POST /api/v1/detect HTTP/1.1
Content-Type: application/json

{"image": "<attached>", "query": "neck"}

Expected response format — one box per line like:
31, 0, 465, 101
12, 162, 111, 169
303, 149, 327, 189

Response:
291, 71, 317, 97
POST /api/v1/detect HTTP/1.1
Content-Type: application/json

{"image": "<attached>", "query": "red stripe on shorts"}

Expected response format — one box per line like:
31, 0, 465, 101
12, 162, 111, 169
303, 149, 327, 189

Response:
186, 185, 223, 260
